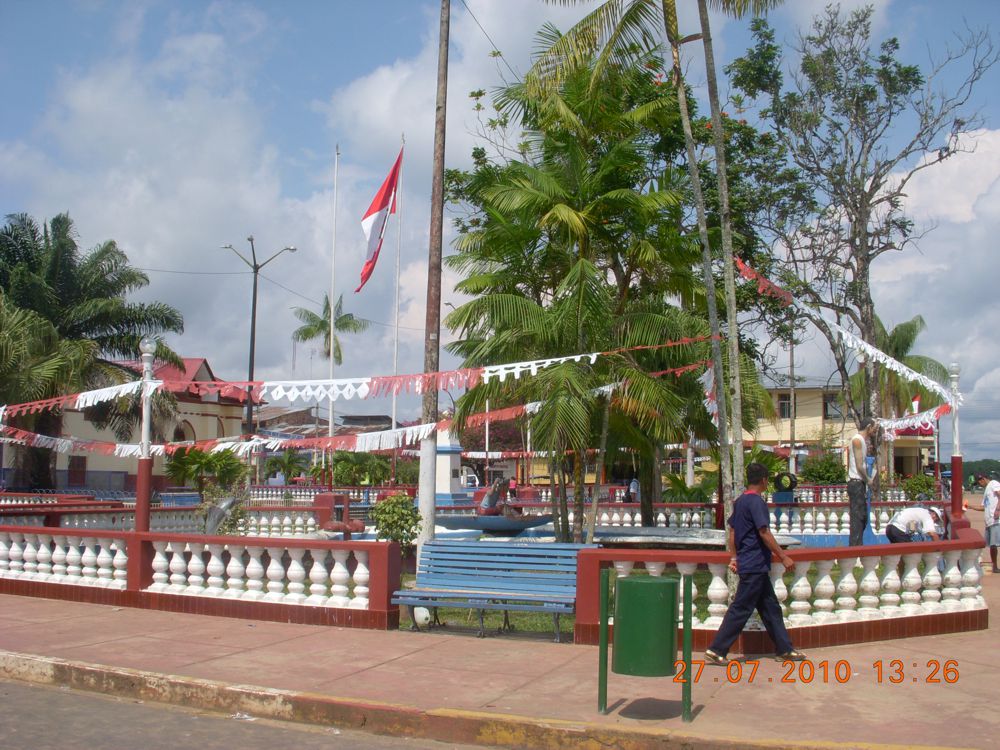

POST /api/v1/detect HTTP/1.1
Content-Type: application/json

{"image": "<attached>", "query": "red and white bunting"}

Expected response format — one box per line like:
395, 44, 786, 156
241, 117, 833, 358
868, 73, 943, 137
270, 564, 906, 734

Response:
878, 403, 952, 441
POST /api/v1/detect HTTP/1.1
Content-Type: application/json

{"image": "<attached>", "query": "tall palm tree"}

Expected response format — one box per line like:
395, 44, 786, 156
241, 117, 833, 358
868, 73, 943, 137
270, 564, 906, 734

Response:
0, 213, 184, 485
291, 293, 370, 366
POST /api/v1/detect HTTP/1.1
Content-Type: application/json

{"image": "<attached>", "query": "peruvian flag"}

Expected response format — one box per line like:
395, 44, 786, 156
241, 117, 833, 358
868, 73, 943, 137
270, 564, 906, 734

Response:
356, 147, 403, 292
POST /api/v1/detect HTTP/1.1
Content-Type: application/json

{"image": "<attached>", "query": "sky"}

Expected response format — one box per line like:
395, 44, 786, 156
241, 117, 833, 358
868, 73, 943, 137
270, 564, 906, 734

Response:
1, 0, 999, 460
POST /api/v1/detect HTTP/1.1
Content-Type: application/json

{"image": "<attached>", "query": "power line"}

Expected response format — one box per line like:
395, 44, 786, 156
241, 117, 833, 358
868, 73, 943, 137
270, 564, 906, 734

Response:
138, 267, 250, 276
459, 0, 519, 80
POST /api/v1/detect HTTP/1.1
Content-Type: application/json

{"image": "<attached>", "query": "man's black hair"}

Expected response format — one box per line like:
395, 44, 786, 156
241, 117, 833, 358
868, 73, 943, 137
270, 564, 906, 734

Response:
746, 462, 769, 486
859, 417, 874, 431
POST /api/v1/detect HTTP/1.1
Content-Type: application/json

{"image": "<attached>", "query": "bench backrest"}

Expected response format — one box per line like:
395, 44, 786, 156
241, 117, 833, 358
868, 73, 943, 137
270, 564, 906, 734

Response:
415, 540, 593, 597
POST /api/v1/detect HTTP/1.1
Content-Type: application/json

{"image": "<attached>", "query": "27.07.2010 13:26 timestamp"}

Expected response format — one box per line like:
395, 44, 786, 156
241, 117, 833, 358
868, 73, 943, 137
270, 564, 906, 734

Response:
672, 659, 960, 684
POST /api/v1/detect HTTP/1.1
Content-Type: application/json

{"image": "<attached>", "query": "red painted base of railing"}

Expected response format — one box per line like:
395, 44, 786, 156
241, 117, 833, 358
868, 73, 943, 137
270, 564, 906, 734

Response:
576, 609, 988, 649
0, 578, 400, 630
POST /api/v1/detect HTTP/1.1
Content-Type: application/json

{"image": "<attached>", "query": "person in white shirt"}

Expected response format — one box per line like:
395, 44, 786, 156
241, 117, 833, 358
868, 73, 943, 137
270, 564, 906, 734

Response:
976, 473, 1000, 572
846, 419, 878, 546
886, 506, 942, 543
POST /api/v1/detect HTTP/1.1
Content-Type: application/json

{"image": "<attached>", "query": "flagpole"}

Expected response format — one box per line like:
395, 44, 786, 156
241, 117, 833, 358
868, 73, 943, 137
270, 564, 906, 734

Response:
328, 145, 340, 447
392, 134, 404, 431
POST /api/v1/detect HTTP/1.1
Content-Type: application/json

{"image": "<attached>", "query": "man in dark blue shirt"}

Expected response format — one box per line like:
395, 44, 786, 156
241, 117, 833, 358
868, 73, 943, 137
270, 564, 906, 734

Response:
705, 462, 806, 663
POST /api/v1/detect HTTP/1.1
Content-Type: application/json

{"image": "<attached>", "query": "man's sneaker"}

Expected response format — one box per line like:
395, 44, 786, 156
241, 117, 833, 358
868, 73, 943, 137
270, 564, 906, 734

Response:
704, 649, 727, 665
776, 649, 807, 662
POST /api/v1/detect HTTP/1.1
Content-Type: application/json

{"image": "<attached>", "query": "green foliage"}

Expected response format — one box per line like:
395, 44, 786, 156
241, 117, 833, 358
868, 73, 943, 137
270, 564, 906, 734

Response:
901, 473, 937, 502
369, 493, 422, 553
200, 479, 250, 536
264, 449, 309, 482
743, 444, 785, 478
330, 451, 391, 486
662, 473, 714, 503
799, 451, 847, 485
394, 458, 419, 485
290, 293, 369, 366
165, 447, 248, 501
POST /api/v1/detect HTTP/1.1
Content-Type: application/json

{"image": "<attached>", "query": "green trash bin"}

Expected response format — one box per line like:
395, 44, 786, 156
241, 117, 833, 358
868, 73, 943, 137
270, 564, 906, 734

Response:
612, 575, 679, 677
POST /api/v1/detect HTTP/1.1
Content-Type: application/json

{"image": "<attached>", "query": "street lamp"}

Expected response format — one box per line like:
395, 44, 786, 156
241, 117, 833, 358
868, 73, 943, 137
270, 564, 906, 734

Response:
222, 236, 296, 434
135, 336, 157, 533
948, 361, 964, 522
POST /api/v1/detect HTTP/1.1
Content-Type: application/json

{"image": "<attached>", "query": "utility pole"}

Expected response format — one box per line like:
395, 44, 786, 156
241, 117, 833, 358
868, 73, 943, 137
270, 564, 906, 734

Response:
417, 0, 450, 549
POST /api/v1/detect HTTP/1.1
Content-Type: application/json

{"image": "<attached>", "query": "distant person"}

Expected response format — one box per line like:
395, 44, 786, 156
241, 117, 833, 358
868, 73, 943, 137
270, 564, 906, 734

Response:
629, 477, 640, 505
846, 418, 878, 546
508, 475, 517, 501
478, 478, 506, 516
886, 506, 942, 543
976, 473, 1000, 572
704, 462, 805, 665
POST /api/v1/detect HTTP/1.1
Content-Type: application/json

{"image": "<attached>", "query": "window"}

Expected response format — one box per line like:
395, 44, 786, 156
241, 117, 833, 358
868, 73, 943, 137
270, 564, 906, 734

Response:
823, 393, 844, 420
778, 393, 793, 419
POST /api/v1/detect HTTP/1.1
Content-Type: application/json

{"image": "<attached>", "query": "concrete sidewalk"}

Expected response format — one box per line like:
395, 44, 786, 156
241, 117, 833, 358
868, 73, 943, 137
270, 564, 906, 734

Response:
0, 574, 995, 750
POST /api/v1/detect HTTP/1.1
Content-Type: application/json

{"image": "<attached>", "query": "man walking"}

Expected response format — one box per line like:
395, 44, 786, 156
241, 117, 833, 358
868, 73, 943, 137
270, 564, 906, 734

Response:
977, 473, 1000, 572
705, 463, 805, 664
847, 418, 878, 546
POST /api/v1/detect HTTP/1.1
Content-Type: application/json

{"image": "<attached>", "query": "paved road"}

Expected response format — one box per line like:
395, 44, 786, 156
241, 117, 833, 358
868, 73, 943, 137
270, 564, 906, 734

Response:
0, 678, 493, 750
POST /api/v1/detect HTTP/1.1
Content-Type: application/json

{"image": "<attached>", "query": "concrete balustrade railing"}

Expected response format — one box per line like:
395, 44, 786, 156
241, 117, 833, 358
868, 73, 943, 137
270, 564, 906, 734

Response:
0, 525, 400, 629
241, 509, 319, 537
573, 527, 987, 647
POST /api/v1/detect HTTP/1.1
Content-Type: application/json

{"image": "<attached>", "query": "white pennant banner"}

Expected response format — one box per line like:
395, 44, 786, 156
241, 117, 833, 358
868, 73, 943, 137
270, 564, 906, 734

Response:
482, 352, 599, 383
260, 378, 372, 404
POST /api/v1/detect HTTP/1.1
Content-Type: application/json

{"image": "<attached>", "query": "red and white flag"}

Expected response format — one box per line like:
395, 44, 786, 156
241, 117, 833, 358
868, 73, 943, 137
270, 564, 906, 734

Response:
356, 147, 403, 292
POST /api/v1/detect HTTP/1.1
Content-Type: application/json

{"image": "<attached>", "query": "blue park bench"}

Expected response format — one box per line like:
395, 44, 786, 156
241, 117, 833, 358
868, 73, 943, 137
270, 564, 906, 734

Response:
392, 540, 593, 642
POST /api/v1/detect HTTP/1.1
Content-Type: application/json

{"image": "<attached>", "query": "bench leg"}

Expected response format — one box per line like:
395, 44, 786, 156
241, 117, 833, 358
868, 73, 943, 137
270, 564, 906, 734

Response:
432, 607, 443, 627
499, 610, 514, 633
477, 609, 486, 638
553, 613, 562, 643
406, 605, 421, 632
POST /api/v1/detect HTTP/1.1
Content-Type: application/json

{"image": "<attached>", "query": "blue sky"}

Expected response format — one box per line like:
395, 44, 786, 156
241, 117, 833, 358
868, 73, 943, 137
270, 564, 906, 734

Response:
2, 0, 1000, 459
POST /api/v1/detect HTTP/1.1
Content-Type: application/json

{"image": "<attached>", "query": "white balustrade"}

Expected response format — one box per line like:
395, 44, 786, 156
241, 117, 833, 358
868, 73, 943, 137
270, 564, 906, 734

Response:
959, 549, 985, 609
940, 550, 963, 611
898, 553, 924, 615
788, 562, 813, 626
835, 556, 860, 621
349, 550, 369, 609
96, 538, 115, 587
921, 551, 943, 613
223, 544, 247, 598
879, 554, 902, 617
812, 559, 837, 623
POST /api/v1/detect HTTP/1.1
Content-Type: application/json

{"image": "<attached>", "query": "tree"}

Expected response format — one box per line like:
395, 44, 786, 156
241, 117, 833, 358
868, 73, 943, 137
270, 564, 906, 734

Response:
165, 448, 247, 501
291, 293, 370, 366
728, 5, 997, 426
264, 449, 309, 482
0, 213, 184, 486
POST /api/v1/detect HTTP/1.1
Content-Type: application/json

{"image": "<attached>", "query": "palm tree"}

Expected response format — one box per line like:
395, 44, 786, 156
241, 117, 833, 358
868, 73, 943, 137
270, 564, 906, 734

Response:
0, 213, 184, 486
265, 449, 309, 483
291, 293, 370, 366
165, 448, 247, 501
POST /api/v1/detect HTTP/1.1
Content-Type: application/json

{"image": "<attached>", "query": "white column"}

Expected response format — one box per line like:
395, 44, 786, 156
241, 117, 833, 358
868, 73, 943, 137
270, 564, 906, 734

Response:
787, 561, 813, 626
812, 559, 837, 623
940, 550, 963, 611
223, 544, 247, 599
263, 546, 287, 602
835, 556, 860, 622
920, 550, 943, 613
242, 546, 266, 601
203, 544, 226, 597
703, 563, 729, 628
148, 541, 170, 592
349, 550, 370, 609
878, 554, 902, 617
898, 553, 924, 616
285, 547, 307, 604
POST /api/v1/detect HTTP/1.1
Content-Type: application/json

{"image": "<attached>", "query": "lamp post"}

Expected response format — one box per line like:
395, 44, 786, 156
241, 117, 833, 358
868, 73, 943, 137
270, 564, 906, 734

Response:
223, 236, 297, 434
135, 336, 157, 533
948, 362, 965, 523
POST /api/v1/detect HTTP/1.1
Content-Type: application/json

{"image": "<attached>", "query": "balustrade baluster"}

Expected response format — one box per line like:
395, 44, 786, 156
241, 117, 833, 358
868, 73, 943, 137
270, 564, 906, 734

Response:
812, 559, 836, 623
111, 540, 127, 589
778, 509, 791, 535
306, 517, 317, 536
668, 511, 678, 527
349, 550, 369, 609
223, 544, 247, 598
293, 515, 305, 537
286, 547, 307, 604
613, 560, 634, 578
184, 542, 206, 595
878, 509, 890, 533
878, 554, 902, 617
281, 515, 294, 537
703, 563, 729, 628
920, 551, 943, 613
167, 543, 188, 593
0, 533, 10, 577
49, 535, 68, 582
840, 510, 851, 534
959, 549, 985, 609
788, 561, 813, 626
148, 541, 170, 592
242, 546, 266, 600
328, 550, 351, 607
306, 549, 330, 605
645, 561, 665, 576
655, 511, 666, 527
898, 553, 923, 615
803, 509, 815, 534
676, 562, 700, 626
610, 510, 621, 527
815, 510, 827, 534
940, 550, 963, 611
96, 537, 114, 587
80, 539, 99, 586
834, 556, 860, 621
770, 562, 789, 621
64, 536, 82, 584
263, 547, 287, 602
203, 544, 226, 596
21, 533, 38, 580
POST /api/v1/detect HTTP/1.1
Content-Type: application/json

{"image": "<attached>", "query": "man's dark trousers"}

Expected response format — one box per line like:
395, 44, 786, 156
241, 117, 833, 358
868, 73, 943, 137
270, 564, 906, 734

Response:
846, 479, 867, 546
708, 572, 793, 657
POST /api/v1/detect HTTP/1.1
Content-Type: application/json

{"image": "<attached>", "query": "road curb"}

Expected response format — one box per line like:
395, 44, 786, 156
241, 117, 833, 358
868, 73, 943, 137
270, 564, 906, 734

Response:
0, 650, 972, 750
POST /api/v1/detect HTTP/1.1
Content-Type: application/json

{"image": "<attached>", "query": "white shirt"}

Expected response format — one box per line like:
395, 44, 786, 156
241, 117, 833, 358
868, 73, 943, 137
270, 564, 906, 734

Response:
888, 507, 937, 535
847, 433, 868, 481
982, 480, 1000, 528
